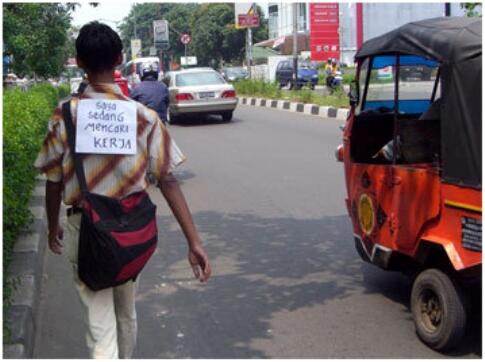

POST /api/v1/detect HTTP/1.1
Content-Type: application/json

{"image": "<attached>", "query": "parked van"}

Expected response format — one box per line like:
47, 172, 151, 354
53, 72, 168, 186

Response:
119, 57, 161, 89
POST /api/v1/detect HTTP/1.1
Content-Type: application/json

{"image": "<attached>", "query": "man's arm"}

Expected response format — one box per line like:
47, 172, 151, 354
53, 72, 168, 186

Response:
46, 180, 64, 254
158, 173, 211, 282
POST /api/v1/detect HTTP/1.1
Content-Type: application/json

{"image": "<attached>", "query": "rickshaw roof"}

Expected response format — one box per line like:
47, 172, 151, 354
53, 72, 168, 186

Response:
355, 17, 481, 63
356, 17, 482, 190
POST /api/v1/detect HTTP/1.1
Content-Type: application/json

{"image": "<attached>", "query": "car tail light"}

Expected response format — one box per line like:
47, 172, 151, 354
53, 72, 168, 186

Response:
175, 93, 193, 101
221, 90, 236, 98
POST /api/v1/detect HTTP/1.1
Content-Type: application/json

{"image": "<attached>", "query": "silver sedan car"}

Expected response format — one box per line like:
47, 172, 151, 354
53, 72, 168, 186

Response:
163, 68, 238, 123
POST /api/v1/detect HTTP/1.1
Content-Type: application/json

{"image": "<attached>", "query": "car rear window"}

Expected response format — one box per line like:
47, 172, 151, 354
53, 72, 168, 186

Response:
176, 72, 225, 86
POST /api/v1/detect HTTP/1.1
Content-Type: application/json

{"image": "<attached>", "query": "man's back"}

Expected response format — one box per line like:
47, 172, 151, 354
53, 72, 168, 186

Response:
130, 80, 169, 121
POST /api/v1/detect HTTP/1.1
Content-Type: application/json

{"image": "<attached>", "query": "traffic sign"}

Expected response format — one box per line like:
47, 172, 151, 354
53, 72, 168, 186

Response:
238, 14, 260, 28
180, 33, 191, 45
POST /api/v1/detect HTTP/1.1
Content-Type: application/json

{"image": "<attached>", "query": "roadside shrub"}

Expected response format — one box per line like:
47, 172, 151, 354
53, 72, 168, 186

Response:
3, 84, 64, 338
234, 79, 281, 99
57, 83, 71, 99
342, 72, 355, 84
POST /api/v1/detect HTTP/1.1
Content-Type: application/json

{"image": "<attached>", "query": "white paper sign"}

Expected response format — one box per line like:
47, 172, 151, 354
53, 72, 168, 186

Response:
76, 99, 137, 155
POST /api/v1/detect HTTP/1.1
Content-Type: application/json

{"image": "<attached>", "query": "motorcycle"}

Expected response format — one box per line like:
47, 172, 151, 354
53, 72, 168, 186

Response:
326, 70, 343, 93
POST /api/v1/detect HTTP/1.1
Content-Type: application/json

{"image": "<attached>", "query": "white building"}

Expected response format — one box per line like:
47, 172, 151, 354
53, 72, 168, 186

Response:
267, 2, 471, 65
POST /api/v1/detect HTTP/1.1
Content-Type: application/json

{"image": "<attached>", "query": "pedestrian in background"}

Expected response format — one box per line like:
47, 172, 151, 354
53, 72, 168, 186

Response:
34, 21, 211, 359
130, 62, 170, 123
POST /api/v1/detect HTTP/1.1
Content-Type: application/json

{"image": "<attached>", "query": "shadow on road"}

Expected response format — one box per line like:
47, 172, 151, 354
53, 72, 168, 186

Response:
170, 114, 242, 127
136, 210, 482, 358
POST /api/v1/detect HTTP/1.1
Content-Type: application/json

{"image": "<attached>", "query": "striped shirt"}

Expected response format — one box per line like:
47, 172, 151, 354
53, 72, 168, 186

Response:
34, 82, 185, 206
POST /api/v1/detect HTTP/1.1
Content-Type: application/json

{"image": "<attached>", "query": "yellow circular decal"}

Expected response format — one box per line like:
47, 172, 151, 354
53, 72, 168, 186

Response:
358, 194, 375, 235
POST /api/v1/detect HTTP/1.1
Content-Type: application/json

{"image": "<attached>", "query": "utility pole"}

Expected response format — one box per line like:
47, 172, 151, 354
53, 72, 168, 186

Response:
292, 2, 298, 90
246, 28, 253, 79
133, 4, 137, 38
445, 3, 451, 16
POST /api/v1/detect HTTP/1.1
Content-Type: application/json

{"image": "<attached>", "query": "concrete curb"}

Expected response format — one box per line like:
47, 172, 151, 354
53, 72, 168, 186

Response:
4, 175, 47, 359
240, 96, 349, 122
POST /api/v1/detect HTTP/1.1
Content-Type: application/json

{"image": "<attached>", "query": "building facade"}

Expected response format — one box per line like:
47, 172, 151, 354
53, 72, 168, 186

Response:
267, 2, 469, 64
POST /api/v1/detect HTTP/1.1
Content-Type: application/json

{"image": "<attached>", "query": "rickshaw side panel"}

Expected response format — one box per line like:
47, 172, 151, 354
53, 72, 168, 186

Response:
417, 183, 482, 271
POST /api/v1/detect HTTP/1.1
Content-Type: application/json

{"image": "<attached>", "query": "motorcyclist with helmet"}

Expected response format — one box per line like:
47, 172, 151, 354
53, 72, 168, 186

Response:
129, 62, 169, 123
325, 58, 341, 90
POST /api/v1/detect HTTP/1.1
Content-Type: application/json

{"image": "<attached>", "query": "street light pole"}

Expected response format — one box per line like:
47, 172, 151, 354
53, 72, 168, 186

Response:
133, 4, 137, 38
292, 2, 298, 90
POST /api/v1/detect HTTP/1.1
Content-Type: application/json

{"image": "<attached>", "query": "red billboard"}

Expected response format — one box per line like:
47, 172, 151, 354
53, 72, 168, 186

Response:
310, 3, 340, 62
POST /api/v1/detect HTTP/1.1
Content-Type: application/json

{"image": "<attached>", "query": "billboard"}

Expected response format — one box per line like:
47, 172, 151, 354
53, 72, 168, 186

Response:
131, 39, 142, 60
235, 3, 260, 29
310, 3, 340, 62
153, 19, 169, 49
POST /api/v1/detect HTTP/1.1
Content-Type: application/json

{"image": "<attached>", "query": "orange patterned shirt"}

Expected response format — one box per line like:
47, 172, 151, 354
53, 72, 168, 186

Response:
34, 82, 185, 205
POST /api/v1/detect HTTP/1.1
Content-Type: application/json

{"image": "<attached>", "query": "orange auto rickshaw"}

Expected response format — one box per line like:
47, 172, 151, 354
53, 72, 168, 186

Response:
337, 17, 481, 351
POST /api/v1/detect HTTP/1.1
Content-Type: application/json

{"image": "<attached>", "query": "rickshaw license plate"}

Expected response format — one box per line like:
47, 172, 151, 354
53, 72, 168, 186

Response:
461, 217, 481, 252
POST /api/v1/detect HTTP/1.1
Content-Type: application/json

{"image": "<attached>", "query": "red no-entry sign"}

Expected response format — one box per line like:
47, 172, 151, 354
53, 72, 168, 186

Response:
180, 33, 191, 45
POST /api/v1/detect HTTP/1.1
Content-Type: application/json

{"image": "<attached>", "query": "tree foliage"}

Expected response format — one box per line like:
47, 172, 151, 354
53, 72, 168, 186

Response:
3, 3, 73, 78
460, 3, 482, 17
117, 3, 268, 67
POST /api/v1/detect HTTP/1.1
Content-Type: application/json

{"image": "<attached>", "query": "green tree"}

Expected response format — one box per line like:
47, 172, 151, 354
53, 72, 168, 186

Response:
118, 4, 198, 60
118, 3, 268, 67
460, 3, 482, 17
3, 3, 73, 78
191, 3, 268, 67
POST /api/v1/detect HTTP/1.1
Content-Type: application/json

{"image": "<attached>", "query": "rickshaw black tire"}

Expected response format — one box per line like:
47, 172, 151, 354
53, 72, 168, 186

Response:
411, 269, 467, 352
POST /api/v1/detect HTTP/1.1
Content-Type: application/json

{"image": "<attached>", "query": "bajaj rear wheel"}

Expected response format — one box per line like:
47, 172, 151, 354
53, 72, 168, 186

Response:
411, 269, 467, 351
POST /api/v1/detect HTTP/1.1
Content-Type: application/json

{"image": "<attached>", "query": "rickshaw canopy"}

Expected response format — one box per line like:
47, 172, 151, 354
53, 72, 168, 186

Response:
355, 17, 482, 189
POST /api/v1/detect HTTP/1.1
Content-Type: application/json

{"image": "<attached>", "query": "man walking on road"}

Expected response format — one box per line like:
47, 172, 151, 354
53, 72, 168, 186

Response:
34, 21, 211, 359
129, 62, 170, 124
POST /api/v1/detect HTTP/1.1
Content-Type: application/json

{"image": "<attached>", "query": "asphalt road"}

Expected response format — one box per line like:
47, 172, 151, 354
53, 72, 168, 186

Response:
33, 104, 481, 358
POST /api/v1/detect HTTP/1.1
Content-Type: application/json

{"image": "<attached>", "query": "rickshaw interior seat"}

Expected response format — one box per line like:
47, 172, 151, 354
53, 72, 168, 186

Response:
351, 112, 441, 165
399, 117, 440, 164
351, 112, 419, 163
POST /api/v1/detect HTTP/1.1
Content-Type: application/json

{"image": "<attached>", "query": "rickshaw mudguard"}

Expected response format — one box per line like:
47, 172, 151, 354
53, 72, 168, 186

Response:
416, 183, 482, 271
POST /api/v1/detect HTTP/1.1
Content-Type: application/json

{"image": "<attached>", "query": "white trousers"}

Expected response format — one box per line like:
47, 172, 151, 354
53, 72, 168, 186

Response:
65, 214, 138, 359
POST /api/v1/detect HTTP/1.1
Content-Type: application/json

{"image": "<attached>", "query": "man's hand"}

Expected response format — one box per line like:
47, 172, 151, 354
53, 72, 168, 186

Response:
48, 225, 64, 255
188, 244, 211, 282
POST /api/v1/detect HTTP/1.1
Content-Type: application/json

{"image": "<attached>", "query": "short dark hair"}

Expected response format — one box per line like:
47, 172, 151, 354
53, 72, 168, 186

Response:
76, 21, 123, 73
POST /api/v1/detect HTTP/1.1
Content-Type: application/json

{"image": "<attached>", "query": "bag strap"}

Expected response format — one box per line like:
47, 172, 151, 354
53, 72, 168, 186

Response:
62, 100, 89, 193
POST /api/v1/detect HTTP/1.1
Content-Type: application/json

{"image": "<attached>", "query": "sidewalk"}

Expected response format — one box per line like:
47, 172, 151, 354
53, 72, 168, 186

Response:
3, 176, 48, 358
239, 96, 350, 122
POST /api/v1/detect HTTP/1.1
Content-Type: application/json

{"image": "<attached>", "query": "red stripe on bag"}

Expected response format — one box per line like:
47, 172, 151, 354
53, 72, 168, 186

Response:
120, 192, 146, 212
110, 218, 157, 247
115, 244, 157, 282
83, 201, 101, 223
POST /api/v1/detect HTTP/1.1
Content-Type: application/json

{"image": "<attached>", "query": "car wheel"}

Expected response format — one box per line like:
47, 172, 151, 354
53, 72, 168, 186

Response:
411, 269, 467, 351
222, 111, 233, 122
167, 111, 178, 125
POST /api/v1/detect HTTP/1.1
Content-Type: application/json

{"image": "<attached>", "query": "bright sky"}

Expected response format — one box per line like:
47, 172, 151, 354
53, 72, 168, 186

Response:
71, 2, 134, 29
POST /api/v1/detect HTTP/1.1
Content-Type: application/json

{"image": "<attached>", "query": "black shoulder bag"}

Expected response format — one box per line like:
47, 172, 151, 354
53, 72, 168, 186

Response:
62, 100, 158, 291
